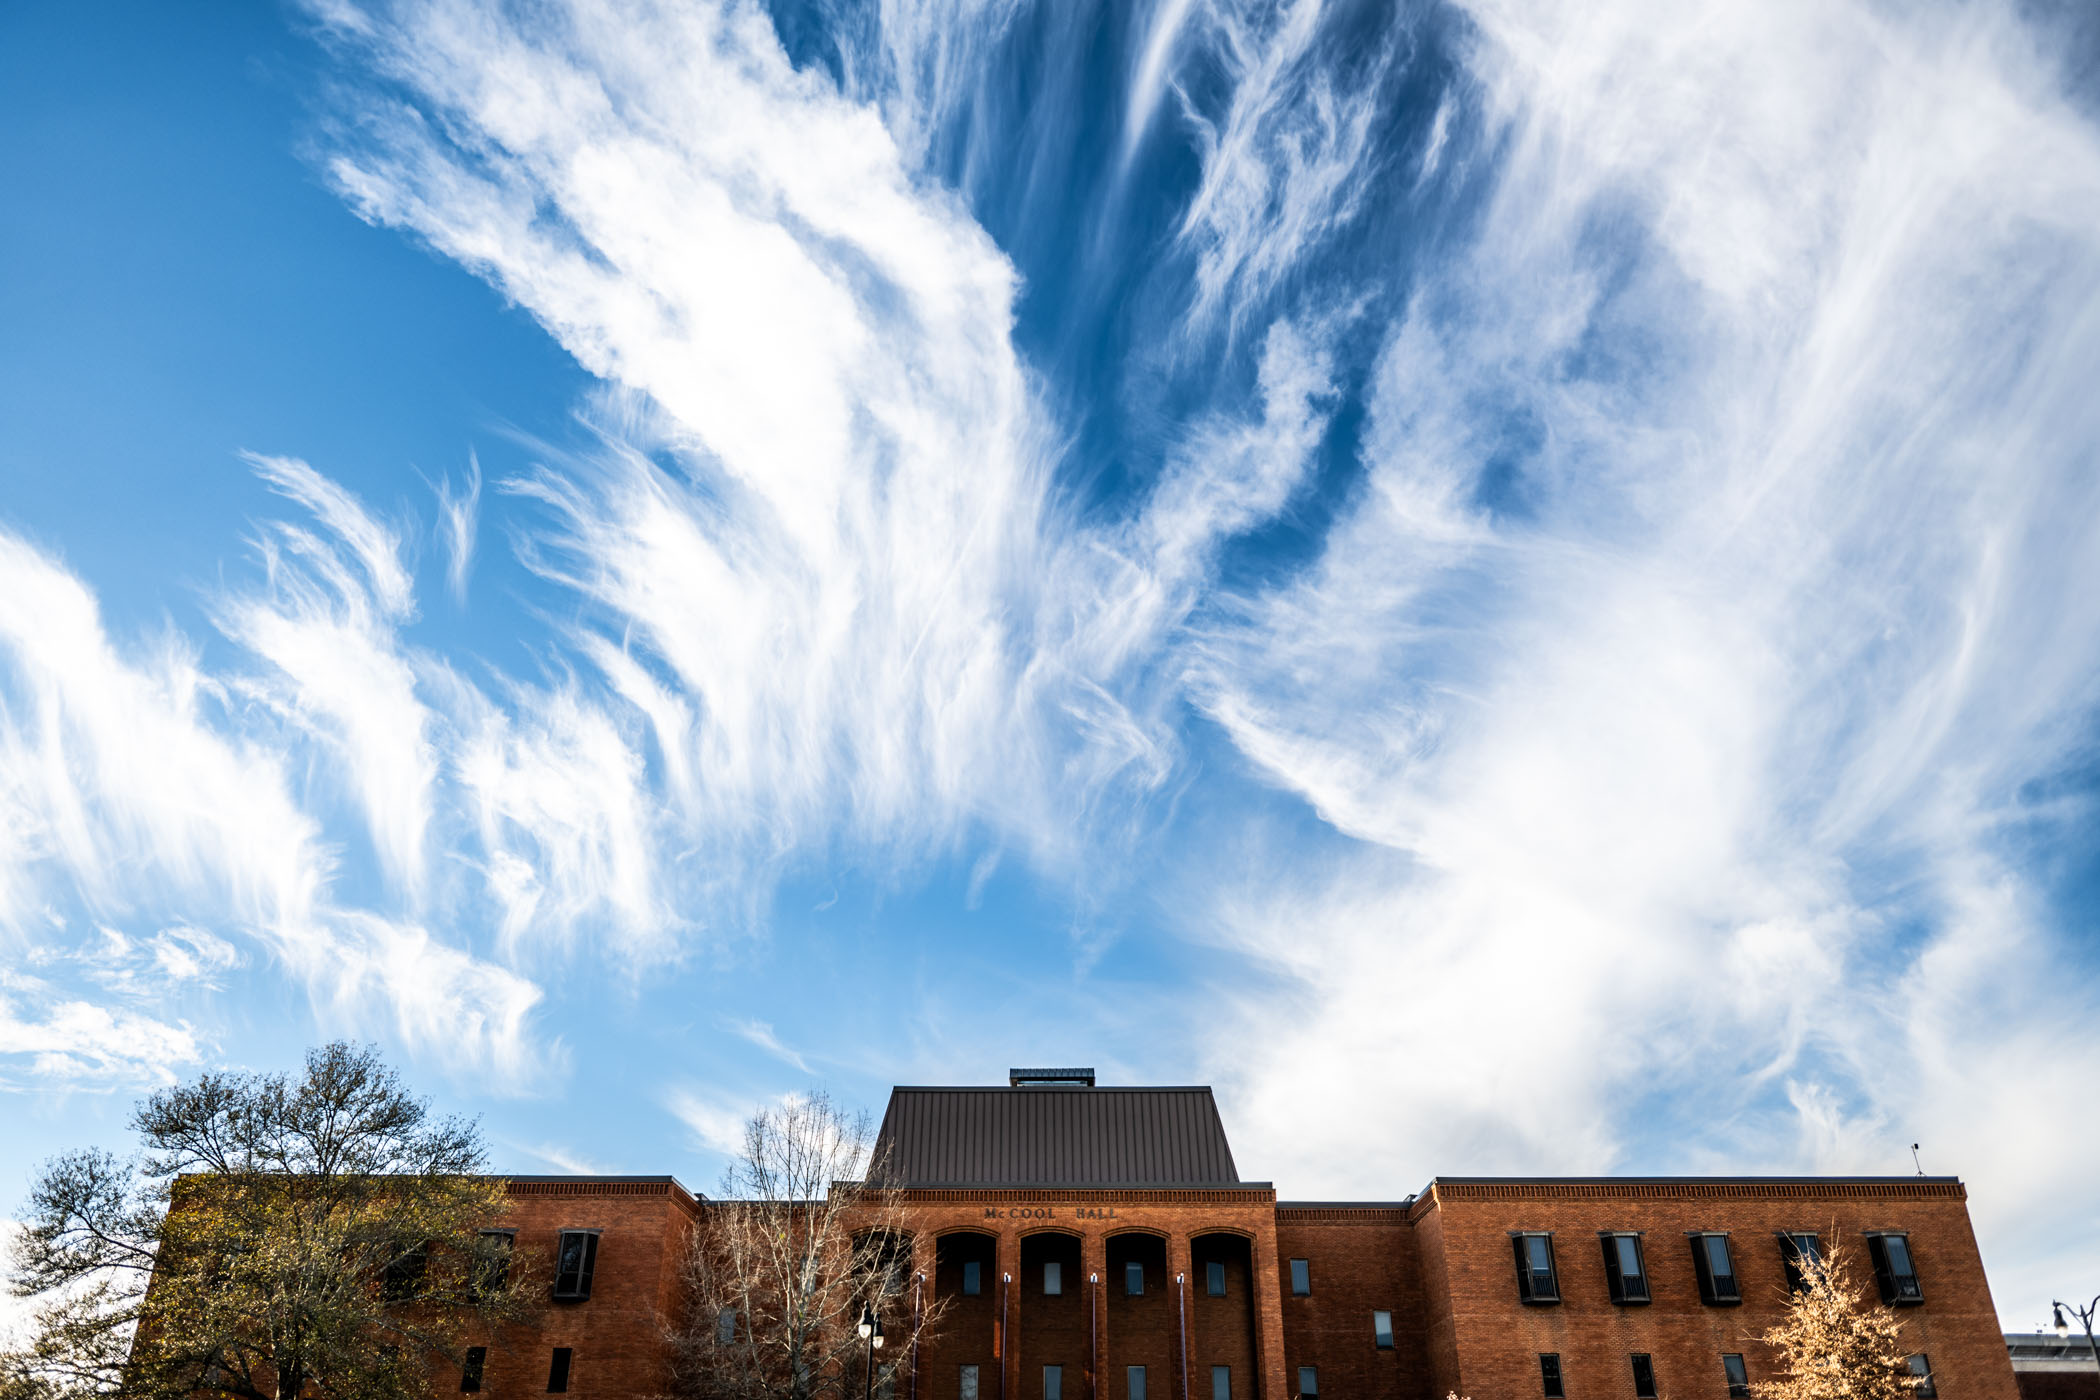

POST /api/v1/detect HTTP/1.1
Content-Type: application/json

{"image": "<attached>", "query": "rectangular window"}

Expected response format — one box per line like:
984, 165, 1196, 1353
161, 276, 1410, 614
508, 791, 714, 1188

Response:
1297, 1367, 1318, 1398
1289, 1258, 1311, 1295
552, 1231, 598, 1301
1602, 1233, 1650, 1304
1691, 1234, 1741, 1305
1631, 1353, 1657, 1400
1373, 1310, 1394, 1349
384, 1243, 427, 1301
1212, 1366, 1231, 1400
1207, 1260, 1226, 1297
1778, 1233, 1822, 1293
1045, 1366, 1062, 1400
963, 1261, 982, 1296
1512, 1233, 1559, 1303
1126, 1261, 1145, 1296
960, 1366, 980, 1400
547, 1348, 572, 1394
1128, 1366, 1146, 1400
1045, 1261, 1063, 1296
461, 1347, 486, 1394
1907, 1355, 1936, 1399
1539, 1354, 1564, 1400
475, 1230, 516, 1298
717, 1306, 737, 1344
1868, 1234, 1923, 1304
1722, 1353, 1750, 1398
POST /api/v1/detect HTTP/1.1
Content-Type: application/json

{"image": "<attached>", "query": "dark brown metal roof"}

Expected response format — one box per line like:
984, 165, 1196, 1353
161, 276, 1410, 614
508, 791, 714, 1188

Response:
870, 1085, 1241, 1187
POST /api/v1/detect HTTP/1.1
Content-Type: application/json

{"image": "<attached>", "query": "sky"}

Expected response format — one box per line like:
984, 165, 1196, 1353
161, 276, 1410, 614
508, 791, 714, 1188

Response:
2, 0, 2098, 1335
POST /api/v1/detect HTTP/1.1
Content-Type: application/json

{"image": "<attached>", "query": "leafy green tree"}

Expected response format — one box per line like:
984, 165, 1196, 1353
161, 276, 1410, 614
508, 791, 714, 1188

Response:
1754, 1241, 1917, 1400
1, 1042, 532, 1400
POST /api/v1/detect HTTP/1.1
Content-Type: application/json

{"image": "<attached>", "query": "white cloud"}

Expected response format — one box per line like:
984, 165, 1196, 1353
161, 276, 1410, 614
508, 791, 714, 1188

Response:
0, 972, 203, 1089
436, 453, 481, 605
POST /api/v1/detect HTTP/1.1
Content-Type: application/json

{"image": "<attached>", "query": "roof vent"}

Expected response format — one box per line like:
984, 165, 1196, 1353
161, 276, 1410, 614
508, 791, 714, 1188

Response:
1009, 1067, 1095, 1087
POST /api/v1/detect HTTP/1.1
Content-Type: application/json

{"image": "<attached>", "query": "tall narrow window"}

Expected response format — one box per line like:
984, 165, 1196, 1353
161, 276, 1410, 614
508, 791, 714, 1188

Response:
1297, 1367, 1318, 1398
1045, 1366, 1062, 1400
1539, 1354, 1564, 1400
552, 1231, 598, 1301
1512, 1233, 1559, 1303
960, 1366, 979, 1400
547, 1348, 572, 1394
1372, 1310, 1394, 1349
1691, 1233, 1741, 1304
461, 1347, 486, 1394
717, 1307, 737, 1344
1125, 1261, 1145, 1296
1212, 1365, 1231, 1400
963, 1261, 982, 1296
1045, 1261, 1063, 1296
1907, 1355, 1936, 1398
1207, 1261, 1226, 1297
1289, 1259, 1311, 1296
1722, 1353, 1750, 1398
1630, 1353, 1657, 1400
1601, 1233, 1650, 1304
1127, 1366, 1146, 1400
384, 1244, 427, 1301
1778, 1233, 1822, 1293
1867, 1233, 1923, 1304
475, 1230, 516, 1298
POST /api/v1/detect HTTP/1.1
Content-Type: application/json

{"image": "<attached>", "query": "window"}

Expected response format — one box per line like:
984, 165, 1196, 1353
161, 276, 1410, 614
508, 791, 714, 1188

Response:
964, 1261, 983, 1296
552, 1231, 599, 1301
1207, 1261, 1226, 1297
1630, 1353, 1657, 1400
1602, 1233, 1650, 1304
1289, 1259, 1311, 1296
461, 1347, 486, 1394
1372, 1310, 1394, 1349
547, 1348, 573, 1394
1213, 1366, 1231, 1400
1512, 1233, 1559, 1303
1539, 1354, 1564, 1399
717, 1306, 737, 1344
1297, 1367, 1318, 1398
1045, 1261, 1063, 1296
960, 1366, 979, 1400
1125, 1261, 1145, 1296
1045, 1366, 1062, 1400
383, 1244, 427, 1301
1778, 1233, 1822, 1293
1690, 1234, 1741, 1305
1907, 1355, 1936, 1399
1128, 1366, 1146, 1400
1867, 1233, 1923, 1304
475, 1230, 516, 1298
1722, 1354, 1749, 1399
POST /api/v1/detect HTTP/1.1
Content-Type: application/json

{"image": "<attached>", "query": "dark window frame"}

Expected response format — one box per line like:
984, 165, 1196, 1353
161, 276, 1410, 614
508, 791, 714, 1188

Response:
1600, 1232, 1651, 1304
1046, 1365, 1063, 1400
1125, 1260, 1145, 1297
548, 1347, 573, 1394
1212, 1365, 1230, 1400
963, 1260, 983, 1296
461, 1346, 487, 1394
383, 1242, 429, 1302
961, 1365, 981, 1400
1540, 1354, 1564, 1400
1207, 1260, 1227, 1297
1128, 1365, 1146, 1400
1289, 1258, 1311, 1296
1907, 1353, 1936, 1398
1866, 1232, 1923, 1305
1372, 1309, 1394, 1349
1777, 1231, 1822, 1294
1044, 1260, 1063, 1296
1631, 1353, 1657, 1400
552, 1230, 600, 1302
1511, 1232, 1560, 1304
1297, 1366, 1318, 1398
1689, 1232, 1742, 1305
1722, 1352, 1750, 1398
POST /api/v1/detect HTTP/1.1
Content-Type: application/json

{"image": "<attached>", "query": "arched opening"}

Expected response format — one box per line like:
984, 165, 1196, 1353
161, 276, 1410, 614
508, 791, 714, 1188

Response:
1018, 1233, 1083, 1400
922, 1233, 998, 1400
1190, 1235, 1257, 1400
1104, 1234, 1170, 1400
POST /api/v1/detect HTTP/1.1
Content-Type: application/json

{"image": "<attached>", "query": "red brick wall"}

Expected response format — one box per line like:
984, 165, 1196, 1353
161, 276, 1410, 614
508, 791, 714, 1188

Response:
1274, 1208, 1431, 1400
1411, 1180, 2020, 1400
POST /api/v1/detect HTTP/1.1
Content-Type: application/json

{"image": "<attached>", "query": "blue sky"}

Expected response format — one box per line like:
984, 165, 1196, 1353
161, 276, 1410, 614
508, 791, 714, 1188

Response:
4, 0, 2099, 1333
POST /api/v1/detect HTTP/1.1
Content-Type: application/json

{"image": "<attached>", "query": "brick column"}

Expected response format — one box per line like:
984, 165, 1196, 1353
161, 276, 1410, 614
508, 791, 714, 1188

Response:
1083, 1232, 1109, 1400
1169, 1233, 1194, 1400
999, 1228, 1022, 1400
1248, 1232, 1287, 1400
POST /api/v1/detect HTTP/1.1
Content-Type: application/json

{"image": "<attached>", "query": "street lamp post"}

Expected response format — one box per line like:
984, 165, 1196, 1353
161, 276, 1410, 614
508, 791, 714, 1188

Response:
859, 1301, 886, 1400
2054, 1296, 2100, 1383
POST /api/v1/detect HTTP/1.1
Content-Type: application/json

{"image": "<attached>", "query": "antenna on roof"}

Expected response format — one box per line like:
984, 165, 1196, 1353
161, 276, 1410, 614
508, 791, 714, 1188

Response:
1911, 1143, 1924, 1175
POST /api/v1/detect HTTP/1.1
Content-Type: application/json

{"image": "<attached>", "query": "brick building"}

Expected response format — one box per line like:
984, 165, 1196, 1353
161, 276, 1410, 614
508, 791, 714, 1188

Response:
461, 1070, 2020, 1400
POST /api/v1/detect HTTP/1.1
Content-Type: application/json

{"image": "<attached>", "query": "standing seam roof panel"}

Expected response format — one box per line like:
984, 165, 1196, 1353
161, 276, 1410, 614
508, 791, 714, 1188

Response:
870, 1087, 1240, 1187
